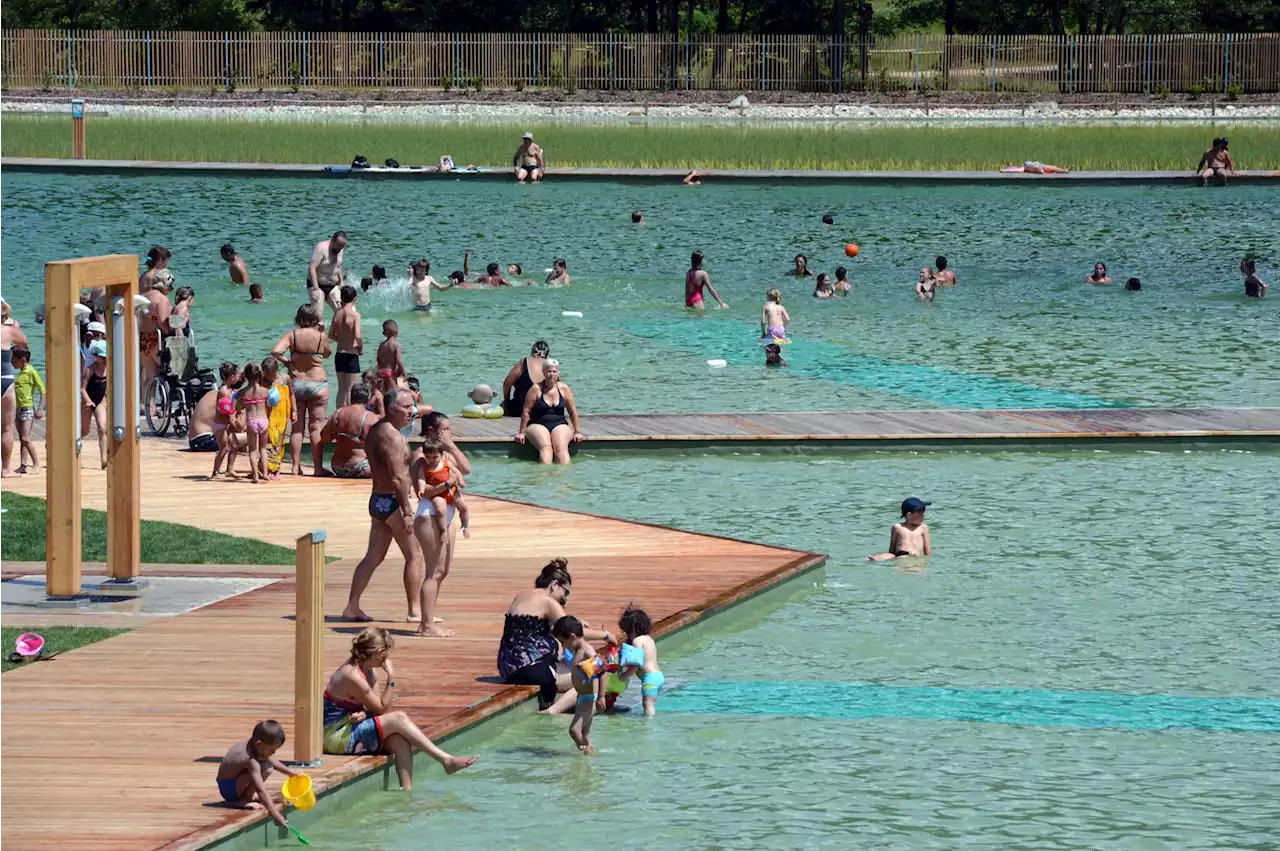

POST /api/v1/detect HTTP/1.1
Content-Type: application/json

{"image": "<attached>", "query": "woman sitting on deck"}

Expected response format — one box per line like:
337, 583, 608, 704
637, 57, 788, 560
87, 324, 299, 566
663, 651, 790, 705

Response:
514, 359, 584, 465
323, 627, 477, 790
497, 559, 615, 710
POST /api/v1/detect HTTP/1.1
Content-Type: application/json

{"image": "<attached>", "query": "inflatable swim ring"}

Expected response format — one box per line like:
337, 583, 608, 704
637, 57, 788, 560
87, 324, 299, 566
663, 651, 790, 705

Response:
461, 403, 505, 419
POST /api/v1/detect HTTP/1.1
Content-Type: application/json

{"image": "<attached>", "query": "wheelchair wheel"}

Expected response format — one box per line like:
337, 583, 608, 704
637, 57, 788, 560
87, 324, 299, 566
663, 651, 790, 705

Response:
143, 377, 172, 436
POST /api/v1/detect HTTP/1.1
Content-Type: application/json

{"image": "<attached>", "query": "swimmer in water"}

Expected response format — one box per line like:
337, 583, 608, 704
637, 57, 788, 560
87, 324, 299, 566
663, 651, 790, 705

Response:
1242, 258, 1268, 298
833, 266, 852, 295
868, 498, 932, 561
545, 258, 571, 286
915, 267, 936, 301
1086, 263, 1112, 285
934, 256, 956, 287
760, 289, 790, 342
764, 342, 787, 367
683, 170, 702, 185
789, 254, 813, 278
248, 283, 265, 304
685, 251, 727, 311
221, 244, 249, 286
409, 259, 449, 311
813, 273, 835, 299
631, 211, 644, 224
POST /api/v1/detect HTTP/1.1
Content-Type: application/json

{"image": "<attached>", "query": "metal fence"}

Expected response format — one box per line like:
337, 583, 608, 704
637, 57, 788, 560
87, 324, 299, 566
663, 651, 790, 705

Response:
2, 30, 1278, 93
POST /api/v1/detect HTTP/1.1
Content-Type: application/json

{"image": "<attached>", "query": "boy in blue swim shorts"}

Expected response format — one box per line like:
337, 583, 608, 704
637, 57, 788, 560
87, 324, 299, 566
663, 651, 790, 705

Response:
215, 720, 299, 829
619, 606, 664, 717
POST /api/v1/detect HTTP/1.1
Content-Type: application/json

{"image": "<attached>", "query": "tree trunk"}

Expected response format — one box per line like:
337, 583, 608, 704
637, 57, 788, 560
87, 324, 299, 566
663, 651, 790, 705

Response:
944, 0, 956, 35
341, 0, 352, 30
713, 0, 729, 84
858, 1, 872, 86
648, 0, 658, 30
832, 0, 845, 92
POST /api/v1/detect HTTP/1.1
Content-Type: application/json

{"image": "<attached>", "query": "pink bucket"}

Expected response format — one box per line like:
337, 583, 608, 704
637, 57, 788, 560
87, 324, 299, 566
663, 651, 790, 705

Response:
15, 633, 45, 658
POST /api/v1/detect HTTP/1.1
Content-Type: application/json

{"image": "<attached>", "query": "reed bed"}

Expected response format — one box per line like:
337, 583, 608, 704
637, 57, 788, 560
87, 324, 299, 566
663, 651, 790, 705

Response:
3, 114, 1278, 170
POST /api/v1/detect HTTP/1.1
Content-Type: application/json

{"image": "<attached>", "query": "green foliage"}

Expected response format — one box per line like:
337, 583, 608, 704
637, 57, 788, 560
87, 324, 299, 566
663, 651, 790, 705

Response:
0, 493, 298, 564
287, 61, 301, 92
4, 114, 1276, 172
1226, 82, 1241, 101
1189, 82, 1204, 98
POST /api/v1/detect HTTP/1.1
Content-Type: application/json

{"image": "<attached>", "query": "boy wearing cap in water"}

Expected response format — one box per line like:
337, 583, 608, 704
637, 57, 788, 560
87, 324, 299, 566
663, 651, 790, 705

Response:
215, 719, 298, 827
868, 498, 933, 561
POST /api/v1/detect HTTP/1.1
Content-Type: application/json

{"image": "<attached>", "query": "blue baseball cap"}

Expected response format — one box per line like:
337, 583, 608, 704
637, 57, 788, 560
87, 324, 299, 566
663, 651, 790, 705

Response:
901, 497, 931, 515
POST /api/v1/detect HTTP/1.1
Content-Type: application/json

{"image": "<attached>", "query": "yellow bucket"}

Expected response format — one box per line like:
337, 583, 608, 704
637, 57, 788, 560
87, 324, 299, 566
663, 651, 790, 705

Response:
282, 774, 316, 811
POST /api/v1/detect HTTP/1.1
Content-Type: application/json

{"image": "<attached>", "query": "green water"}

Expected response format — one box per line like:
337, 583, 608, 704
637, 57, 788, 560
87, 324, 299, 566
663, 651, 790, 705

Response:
295, 448, 1280, 849
4, 174, 1279, 846
2, 174, 1278, 410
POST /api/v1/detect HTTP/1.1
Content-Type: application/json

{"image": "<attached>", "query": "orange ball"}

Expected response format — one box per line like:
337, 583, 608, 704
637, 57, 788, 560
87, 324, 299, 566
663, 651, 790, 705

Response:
845, 243, 860, 257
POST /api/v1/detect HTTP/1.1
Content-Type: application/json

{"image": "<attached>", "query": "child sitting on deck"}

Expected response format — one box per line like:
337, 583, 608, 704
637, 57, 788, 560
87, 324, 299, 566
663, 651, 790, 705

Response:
216, 720, 298, 829
868, 497, 933, 561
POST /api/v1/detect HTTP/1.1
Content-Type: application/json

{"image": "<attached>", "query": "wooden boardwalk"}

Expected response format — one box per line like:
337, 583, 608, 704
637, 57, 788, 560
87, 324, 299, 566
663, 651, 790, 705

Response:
0, 441, 822, 851
449, 407, 1280, 446
5, 157, 1280, 184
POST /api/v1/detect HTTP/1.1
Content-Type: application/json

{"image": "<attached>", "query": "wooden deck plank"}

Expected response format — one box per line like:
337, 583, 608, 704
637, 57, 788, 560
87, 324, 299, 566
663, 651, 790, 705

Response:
1, 441, 820, 851
439, 407, 1280, 444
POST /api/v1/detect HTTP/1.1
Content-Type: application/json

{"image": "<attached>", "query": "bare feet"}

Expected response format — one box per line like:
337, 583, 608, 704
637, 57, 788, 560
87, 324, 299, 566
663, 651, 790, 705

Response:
313, 467, 334, 478
442, 755, 478, 774
339, 607, 373, 622
404, 613, 443, 623
243, 801, 264, 811
0, 469, 16, 478
415, 624, 454, 638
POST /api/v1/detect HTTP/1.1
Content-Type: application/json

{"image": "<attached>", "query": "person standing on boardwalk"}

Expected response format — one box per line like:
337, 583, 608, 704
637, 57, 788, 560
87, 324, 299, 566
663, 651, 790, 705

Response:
329, 285, 363, 407
221, 244, 249, 286
514, 132, 545, 183
343, 389, 424, 623
308, 231, 347, 317
270, 305, 331, 476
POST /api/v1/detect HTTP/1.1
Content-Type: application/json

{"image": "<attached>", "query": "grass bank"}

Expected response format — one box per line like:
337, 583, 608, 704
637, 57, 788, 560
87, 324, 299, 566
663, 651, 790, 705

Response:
1, 625, 129, 672
4, 115, 1277, 170
0, 493, 297, 564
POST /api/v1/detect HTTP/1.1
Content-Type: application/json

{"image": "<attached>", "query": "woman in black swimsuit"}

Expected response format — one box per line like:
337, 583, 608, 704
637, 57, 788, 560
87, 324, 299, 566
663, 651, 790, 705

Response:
81, 340, 110, 469
497, 559, 615, 710
500, 340, 549, 416
515, 359, 584, 465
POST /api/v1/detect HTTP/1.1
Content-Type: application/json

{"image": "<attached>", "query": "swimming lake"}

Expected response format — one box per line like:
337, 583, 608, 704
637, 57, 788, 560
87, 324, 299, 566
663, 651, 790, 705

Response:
2, 173, 1278, 847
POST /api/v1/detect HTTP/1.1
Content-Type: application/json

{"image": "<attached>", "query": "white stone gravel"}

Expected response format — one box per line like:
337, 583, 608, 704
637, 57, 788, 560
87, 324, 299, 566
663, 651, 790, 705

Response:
4, 98, 1279, 125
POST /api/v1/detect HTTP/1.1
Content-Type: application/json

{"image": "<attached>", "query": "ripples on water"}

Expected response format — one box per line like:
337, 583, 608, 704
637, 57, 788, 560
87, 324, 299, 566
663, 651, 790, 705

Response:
5, 174, 1279, 846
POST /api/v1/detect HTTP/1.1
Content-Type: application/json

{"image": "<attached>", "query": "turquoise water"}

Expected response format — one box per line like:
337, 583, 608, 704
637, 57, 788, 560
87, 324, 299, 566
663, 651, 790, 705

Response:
296, 448, 1280, 848
4, 174, 1279, 846
2, 174, 1278, 410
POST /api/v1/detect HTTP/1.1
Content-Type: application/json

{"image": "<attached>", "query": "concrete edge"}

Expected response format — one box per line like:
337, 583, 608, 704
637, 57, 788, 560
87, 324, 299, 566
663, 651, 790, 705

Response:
4, 157, 1280, 182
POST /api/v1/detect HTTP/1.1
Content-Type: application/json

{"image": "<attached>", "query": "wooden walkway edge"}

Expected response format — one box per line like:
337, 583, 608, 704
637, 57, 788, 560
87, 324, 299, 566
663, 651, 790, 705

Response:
447, 407, 1280, 446
0, 441, 824, 851
5, 158, 1280, 184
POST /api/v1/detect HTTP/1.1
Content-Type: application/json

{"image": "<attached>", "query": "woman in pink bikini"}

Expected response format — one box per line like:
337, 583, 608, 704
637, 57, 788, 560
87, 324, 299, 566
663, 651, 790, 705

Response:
684, 251, 728, 311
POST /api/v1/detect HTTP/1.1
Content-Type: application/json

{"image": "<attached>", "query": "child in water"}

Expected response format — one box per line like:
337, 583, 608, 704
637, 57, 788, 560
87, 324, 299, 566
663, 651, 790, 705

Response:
376, 320, 406, 377
409, 259, 449, 312
764, 342, 787, 367
915, 268, 936, 301
552, 615, 602, 754
416, 441, 471, 540
761, 288, 790, 341
618, 606, 664, 718
813, 273, 835, 299
868, 497, 933, 561
215, 720, 299, 828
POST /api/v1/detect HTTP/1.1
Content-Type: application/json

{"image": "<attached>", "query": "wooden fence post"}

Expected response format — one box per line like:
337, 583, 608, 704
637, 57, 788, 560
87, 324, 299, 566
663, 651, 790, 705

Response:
294, 530, 326, 765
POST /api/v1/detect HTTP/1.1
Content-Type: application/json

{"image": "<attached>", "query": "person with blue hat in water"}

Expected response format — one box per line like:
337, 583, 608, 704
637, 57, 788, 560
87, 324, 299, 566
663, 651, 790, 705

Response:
868, 497, 933, 561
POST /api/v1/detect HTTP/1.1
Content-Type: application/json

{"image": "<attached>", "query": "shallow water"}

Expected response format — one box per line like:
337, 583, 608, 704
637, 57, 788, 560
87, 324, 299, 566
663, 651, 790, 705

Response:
295, 448, 1280, 849
2, 175, 1277, 410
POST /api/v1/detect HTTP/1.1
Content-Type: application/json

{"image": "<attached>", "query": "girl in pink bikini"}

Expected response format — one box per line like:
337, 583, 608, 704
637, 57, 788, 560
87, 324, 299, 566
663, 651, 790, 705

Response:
684, 251, 728, 311
239, 361, 271, 483
210, 361, 242, 479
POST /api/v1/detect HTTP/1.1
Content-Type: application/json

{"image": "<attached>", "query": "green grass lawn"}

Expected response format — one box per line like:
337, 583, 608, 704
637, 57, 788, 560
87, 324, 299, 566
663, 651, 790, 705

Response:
5, 115, 1277, 170
1, 625, 129, 672
0, 493, 298, 564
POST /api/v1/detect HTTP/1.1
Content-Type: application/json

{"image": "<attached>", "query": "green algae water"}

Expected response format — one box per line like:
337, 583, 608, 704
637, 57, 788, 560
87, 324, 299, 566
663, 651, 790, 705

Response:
2, 174, 1278, 410
296, 448, 1280, 849
3, 173, 1279, 847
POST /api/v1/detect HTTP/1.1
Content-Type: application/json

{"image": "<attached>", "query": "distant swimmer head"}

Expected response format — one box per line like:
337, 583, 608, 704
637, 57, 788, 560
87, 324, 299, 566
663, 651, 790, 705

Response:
1125, 277, 1142, 291
486, 262, 500, 277
794, 254, 809, 274
449, 270, 466, 284
631, 210, 644, 223
822, 214, 834, 225
935, 255, 948, 271
372, 264, 387, 280
531, 340, 550, 357
507, 263, 522, 276
220, 243, 236, 260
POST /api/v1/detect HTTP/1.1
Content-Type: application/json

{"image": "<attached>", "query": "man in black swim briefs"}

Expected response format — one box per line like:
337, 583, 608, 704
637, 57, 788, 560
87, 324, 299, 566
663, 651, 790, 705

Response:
308, 230, 347, 318
343, 389, 424, 623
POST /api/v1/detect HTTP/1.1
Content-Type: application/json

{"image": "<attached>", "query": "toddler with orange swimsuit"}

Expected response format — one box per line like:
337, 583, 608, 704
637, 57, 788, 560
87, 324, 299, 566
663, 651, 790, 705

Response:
415, 441, 471, 539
